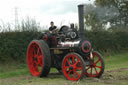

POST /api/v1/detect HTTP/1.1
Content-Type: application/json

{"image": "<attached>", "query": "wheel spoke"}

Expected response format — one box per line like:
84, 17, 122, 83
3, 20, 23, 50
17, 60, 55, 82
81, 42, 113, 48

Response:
33, 60, 37, 64
95, 65, 102, 68
74, 60, 80, 66
33, 61, 39, 71
66, 59, 71, 66
94, 67, 98, 74
74, 70, 80, 78
67, 70, 72, 76
95, 59, 100, 64
73, 72, 76, 79
35, 65, 39, 72
72, 56, 75, 64
37, 48, 40, 56
33, 49, 36, 57
75, 66, 82, 70
86, 66, 91, 71
90, 67, 93, 75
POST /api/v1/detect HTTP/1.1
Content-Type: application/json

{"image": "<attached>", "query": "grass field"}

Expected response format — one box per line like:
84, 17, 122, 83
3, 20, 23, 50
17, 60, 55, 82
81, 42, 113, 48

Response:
0, 52, 128, 85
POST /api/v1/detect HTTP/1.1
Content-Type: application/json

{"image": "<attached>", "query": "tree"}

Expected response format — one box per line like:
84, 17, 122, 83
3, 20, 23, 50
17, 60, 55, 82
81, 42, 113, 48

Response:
95, 0, 128, 29
84, 4, 106, 31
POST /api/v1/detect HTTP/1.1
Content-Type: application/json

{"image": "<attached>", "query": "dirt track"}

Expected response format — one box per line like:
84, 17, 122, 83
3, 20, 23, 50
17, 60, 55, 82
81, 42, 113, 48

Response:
97, 68, 128, 84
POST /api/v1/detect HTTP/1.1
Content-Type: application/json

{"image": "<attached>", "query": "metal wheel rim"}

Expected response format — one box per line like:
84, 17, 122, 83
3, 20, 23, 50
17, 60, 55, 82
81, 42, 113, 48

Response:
27, 41, 43, 77
85, 52, 103, 77
62, 54, 84, 81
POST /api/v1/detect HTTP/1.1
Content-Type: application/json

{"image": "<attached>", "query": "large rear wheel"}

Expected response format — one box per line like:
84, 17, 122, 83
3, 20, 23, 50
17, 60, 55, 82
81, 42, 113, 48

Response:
62, 53, 85, 81
85, 51, 104, 78
27, 40, 51, 77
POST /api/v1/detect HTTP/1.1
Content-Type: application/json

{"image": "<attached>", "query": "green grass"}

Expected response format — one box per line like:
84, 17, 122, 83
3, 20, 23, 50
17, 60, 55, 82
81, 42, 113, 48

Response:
0, 64, 58, 79
0, 63, 28, 78
104, 52, 128, 70
0, 52, 128, 85
0, 68, 29, 78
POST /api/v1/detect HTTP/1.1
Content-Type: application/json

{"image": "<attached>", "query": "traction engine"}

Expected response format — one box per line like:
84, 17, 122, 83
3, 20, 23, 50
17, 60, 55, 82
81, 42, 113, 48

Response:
27, 4, 105, 81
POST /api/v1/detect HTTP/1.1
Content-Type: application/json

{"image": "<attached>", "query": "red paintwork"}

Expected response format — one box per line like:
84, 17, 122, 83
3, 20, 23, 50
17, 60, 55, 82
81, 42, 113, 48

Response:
51, 36, 58, 46
81, 41, 91, 53
43, 34, 48, 41
27, 41, 43, 77
85, 52, 103, 77
62, 54, 84, 81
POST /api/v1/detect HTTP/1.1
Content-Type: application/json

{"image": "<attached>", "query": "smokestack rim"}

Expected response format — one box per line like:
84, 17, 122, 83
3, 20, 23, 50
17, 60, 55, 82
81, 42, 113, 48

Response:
78, 4, 85, 7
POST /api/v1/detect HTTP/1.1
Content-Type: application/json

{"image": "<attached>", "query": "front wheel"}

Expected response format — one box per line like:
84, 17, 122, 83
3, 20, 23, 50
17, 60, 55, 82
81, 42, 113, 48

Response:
85, 51, 104, 78
62, 53, 85, 81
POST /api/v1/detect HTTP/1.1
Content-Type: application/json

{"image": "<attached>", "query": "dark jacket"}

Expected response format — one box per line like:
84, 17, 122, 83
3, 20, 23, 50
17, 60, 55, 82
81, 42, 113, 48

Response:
49, 26, 57, 31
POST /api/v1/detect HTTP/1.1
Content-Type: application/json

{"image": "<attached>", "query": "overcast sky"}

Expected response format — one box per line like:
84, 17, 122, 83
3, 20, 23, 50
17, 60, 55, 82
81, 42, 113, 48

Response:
0, 0, 94, 29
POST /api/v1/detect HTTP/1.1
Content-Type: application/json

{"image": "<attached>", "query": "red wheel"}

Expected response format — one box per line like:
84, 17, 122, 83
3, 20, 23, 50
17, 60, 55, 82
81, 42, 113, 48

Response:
62, 53, 85, 81
85, 51, 104, 78
27, 40, 51, 77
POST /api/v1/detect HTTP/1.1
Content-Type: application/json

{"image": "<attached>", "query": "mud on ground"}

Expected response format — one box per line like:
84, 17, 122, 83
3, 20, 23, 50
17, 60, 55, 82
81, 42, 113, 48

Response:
83, 68, 128, 85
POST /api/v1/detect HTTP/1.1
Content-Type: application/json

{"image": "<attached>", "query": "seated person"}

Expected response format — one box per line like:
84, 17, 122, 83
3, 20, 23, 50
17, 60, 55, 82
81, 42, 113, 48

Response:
38, 21, 57, 40
49, 21, 57, 33
48, 21, 58, 46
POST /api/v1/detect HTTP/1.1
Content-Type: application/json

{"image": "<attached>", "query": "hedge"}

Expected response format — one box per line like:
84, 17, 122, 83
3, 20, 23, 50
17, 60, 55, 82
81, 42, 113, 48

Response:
0, 32, 40, 62
0, 31, 128, 62
86, 31, 128, 52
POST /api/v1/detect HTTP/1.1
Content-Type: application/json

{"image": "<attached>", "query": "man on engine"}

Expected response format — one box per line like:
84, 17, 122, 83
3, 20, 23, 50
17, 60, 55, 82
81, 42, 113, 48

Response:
49, 21, 57, 33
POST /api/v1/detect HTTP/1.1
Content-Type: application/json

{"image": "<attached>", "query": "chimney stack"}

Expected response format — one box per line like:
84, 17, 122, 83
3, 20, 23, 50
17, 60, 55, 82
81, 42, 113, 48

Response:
78, 4, 85, 39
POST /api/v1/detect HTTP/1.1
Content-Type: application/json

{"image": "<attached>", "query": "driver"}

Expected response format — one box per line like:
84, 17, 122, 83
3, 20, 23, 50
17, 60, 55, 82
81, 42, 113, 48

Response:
48, 21, 58, 47
49, 21, 57, 33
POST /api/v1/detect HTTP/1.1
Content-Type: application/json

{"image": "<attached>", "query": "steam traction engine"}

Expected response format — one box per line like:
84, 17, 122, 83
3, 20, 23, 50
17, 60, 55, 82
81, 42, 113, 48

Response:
27, 4, 104, 81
